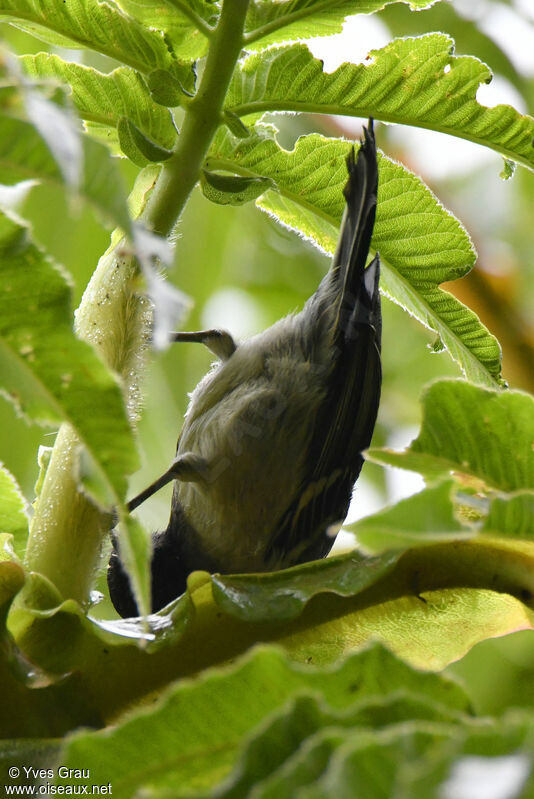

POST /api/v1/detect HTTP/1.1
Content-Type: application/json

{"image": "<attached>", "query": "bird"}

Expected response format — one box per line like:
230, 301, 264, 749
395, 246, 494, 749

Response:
107, 120, 382, 618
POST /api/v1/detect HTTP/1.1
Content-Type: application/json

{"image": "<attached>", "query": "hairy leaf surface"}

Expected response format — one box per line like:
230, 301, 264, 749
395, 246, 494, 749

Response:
0, 0, 181, 75
20, 55, 178, 155
367, 380, 534, 491
244, 0, 436, 49
208, 127, 502, 385
0, 466, 28, 557
228, 37, 534, 170
112, 0, 214, 60
56, 644, 470, 796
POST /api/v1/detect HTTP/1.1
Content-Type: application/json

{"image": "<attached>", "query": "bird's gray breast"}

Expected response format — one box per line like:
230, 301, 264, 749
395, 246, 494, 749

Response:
172, 317, 331, 572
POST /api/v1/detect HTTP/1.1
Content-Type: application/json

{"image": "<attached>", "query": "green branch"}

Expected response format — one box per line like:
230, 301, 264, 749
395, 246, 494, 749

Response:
143, 0, 249, 236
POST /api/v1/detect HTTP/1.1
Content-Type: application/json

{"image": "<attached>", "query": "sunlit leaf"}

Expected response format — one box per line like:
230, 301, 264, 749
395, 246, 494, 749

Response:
228, 37, 534, 170
10, 534, 534, 726
200, 170, 273, 206
0, 0, 184, 76
0, 211, 138, 503
346, 480, 473, 553
483, 493, 534, 540
380, 0, 529, 98
367, 380, 534, 491
0, 465, 28, 556
20, 54, 177, 155
208, 127, 502, 386
113, 0, 214, 60
147, 68, 191, 107
244, 0, 436, 50
117, 117, 173, 166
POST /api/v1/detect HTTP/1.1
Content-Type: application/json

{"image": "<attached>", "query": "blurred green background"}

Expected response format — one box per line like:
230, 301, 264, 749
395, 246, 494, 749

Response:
1, 0, 534, 715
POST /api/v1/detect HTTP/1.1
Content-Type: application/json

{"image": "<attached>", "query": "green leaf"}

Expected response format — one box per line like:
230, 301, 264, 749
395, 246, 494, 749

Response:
228, 37, 534, 171
0, 0, 179, 75
200, 169, 273, 206
244, 0, 436, 50
117, 117, 173, 167
247, 728, 445, 799
50, 644, 534, 796
501, 158, 516, 180
286, 726, 532, 799
20, 54, 178, 155
112, 515, 152, 618
0, 211, 138, 503
346, 480, 473, 554
0, 112, 131, 232
1, 55, 86, 201
11, 538, 534, 725
112, 0, 214, 61
0, 560, 104, 738
367, 380, 534, 492
208, 127, 502, 386
483, 493, 534, 539
215, 698, 467, 799
147, 68, 191, 107
222, 110, 251, 139
21, 85, 83, 192
56, 644, 471, 796
212, 551, 401, 622
380, 0, 529, 99
0, 465, 28, 556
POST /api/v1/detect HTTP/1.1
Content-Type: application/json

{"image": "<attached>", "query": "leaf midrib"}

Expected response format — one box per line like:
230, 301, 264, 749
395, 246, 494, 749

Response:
227, 100, 534, 171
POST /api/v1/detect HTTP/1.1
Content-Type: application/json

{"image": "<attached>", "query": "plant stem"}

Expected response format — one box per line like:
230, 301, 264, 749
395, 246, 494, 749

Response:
25, 247, 146, 603
24, 0, 250, 605
143, 0, 249, 236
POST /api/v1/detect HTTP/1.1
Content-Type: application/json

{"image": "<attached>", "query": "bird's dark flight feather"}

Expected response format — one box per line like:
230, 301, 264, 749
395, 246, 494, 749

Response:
266, 123, 381, 565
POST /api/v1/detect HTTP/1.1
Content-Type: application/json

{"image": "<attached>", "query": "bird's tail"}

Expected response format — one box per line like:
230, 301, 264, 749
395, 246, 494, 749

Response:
332, 119, 380, 348
306, 119, 381, 504
268, 121, 382, 567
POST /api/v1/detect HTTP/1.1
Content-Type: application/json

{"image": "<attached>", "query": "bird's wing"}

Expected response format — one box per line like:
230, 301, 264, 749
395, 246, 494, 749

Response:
266, 123, 382, 566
